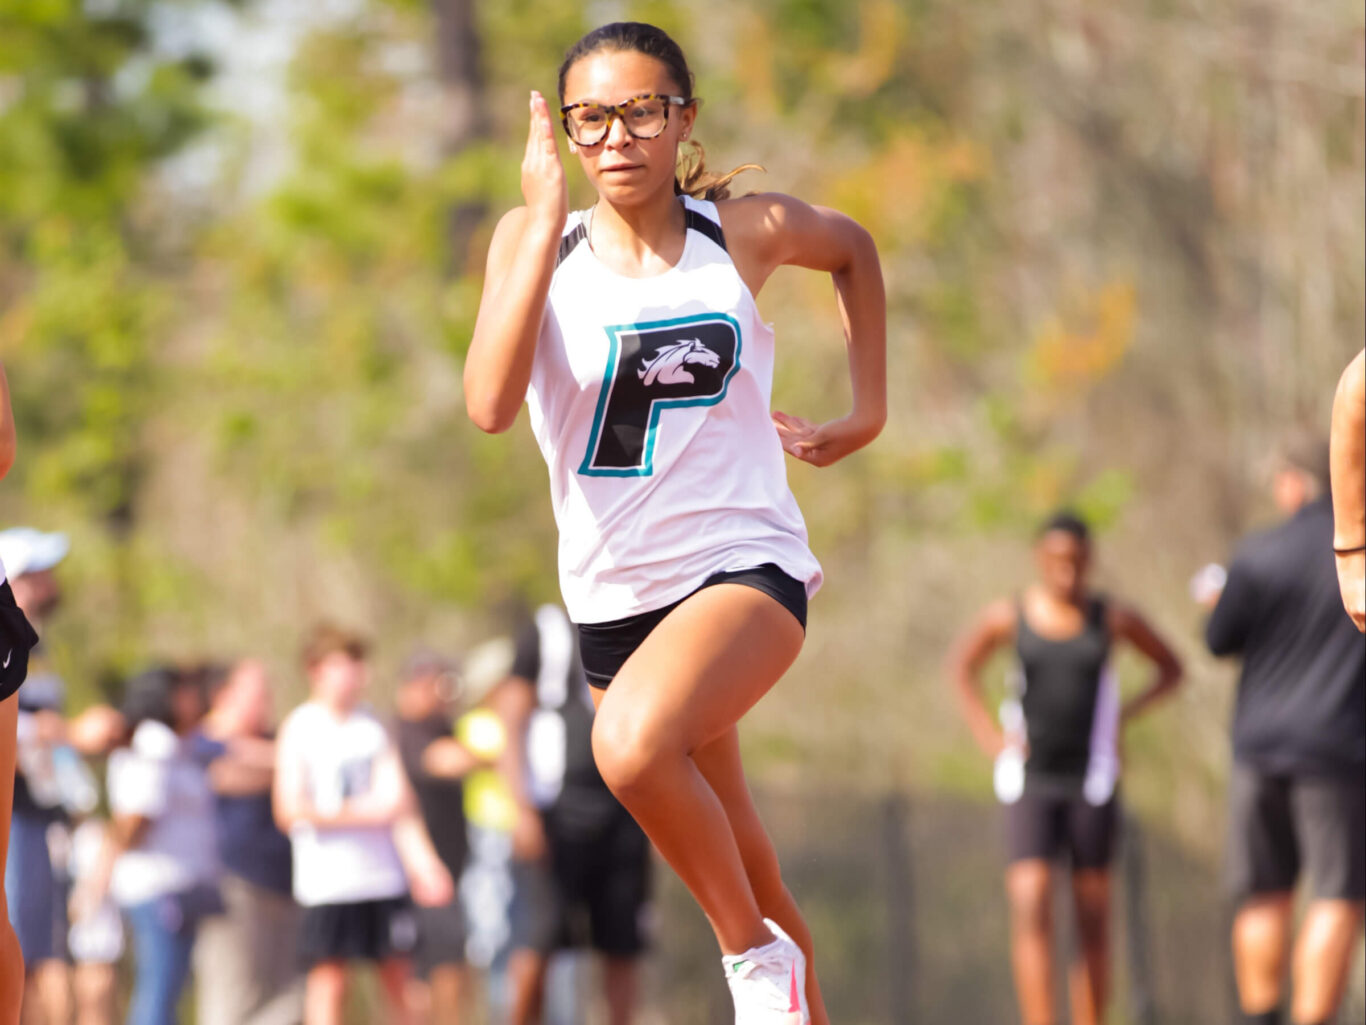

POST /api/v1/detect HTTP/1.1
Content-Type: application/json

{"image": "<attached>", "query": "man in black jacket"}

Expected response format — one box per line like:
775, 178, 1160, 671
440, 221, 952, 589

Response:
1207, 439, 1365, 1025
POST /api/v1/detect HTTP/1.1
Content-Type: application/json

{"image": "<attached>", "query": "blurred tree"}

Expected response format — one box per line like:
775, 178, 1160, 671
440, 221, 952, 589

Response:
0, 0, 222, 675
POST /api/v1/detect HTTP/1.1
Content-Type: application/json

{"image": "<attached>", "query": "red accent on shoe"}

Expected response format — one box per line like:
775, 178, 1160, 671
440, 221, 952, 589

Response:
788, 962, 801, 1013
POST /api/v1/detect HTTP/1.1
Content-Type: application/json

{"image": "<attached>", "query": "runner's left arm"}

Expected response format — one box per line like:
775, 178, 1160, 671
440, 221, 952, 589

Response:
1110, 604, 1183, 725
723, 194, 886, 467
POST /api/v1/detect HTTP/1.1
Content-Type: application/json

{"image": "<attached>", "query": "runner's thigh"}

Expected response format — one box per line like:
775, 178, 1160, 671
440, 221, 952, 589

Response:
600, 584, 804, 755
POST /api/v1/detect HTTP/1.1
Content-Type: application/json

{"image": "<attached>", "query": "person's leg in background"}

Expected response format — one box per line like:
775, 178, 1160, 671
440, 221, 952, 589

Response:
1233, 895, 1293, 1023
412, 898, 467, 1025
506, 857, 559, 1025
302, 961, 347, 1025
1, 697, 25, 1025
1229, 768, 1299, 1024
195, 873, 254, 1025
427, 962, 466, 1025
601, 957, 638, 1025
6, 809, 54, 1025
248, 883, 305, 1025
30, 961, 70, 1025
71, 962, 117, 1025
124, 899, 195, 1025
1068, 869, 1111, 1025
1006, 860, 1056, 1025
1288, 774, 1365, 1025
1066, 795, 1119, 1025
1290, 901, 1363, 1025
376, 956, 417, 1025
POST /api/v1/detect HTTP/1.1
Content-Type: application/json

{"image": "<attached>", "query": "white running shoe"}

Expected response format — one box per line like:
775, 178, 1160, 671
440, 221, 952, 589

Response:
721, 918, 809, 1024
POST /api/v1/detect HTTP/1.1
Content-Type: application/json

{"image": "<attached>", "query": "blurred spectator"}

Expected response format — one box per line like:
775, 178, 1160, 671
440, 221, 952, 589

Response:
948, 511, 1182, 1025
1, 528, 122, 1025
94, 667, 223, 1025
195, 659, 304, 1025
1206, 438, 1365, 1025
501, 605, 652, 1025
394, 649, 480, 1024
273, 624, 452, 1025
1329, 349, 1365, 631
63, 817, 124, 1025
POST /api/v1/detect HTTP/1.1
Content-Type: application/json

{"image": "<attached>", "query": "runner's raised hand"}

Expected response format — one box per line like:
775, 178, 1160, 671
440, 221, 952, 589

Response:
522, 90, 568, 229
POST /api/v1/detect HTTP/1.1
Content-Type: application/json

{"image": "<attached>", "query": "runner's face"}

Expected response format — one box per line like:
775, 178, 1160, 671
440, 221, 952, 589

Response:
1035, 531, 1090, 601
561, 50, 695, 204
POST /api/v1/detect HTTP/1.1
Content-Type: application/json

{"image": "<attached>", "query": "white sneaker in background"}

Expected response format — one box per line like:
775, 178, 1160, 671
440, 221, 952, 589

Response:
721, 918, 809, 1024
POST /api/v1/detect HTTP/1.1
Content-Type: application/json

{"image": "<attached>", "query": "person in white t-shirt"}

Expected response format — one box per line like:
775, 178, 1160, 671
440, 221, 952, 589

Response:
94, 666, 223, 1025
464, 21, 886, 1025
273, 624, 453, 1025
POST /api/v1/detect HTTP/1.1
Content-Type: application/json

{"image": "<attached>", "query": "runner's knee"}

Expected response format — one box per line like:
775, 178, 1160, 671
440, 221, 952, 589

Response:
591, 701, 677, 801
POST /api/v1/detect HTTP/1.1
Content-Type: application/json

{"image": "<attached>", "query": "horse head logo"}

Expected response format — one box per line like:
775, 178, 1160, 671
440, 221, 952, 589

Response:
638, 338, 722, 387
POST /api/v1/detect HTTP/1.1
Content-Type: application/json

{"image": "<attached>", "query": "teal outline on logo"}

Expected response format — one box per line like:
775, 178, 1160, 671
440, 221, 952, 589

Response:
578, 311, 743, 478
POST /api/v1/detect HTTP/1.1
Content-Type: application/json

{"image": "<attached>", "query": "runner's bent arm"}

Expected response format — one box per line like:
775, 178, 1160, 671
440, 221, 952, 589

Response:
722, 194, 887, 467
464, 92, 568, 434
946, 599, 1016, 758
1330, 349, 1365, 630
1109, 603, 1183, 725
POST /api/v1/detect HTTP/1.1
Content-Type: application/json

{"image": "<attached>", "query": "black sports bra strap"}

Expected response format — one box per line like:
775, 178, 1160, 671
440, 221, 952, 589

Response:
556, 221, 588, 268
684, 206, 728, 252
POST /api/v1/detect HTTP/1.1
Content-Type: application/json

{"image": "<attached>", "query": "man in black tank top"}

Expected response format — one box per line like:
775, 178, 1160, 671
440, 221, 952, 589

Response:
1205, 440, 1364, 1025
950, 511, 1183, 1025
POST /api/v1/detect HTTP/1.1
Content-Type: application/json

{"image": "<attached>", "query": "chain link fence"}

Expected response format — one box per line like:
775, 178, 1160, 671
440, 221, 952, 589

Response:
641, 788, 1364, 1025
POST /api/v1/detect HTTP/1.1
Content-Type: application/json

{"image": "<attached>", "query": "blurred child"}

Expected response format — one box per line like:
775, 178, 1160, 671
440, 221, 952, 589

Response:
273, 625, 452, 1025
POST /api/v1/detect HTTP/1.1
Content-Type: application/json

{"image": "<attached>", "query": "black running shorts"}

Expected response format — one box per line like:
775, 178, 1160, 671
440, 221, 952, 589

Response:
0, 579, 40, 703
546, 803, 652, 956
576, 563, 807, 689
413, 898, 467, 976
297, 897, 418, 967
1225, 764, 1366, 902
1004, 788, 1120, 870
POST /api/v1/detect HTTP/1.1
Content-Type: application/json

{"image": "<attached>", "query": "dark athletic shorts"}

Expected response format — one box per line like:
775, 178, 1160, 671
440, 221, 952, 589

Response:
298, 897, 418, 967
576, 564, 808, 688
511, 806, 652, 958
413, 897, 467, 976
1225, 765, 1366, 902
1005, 787, 1120, 870
0, 579, 40, 703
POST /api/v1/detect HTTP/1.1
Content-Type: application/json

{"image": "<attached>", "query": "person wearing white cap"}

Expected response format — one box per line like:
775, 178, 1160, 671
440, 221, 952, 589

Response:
1, 527, 121, 1025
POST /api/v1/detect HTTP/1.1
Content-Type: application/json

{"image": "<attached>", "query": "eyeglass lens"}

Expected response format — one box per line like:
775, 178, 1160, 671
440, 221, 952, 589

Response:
566, 97, 670, 145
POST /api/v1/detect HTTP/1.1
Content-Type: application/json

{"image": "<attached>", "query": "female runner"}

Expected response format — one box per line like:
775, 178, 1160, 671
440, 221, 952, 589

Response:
947, 511, 1183, 1025
464, 22, 885, 1024
1, 361, 31, 1025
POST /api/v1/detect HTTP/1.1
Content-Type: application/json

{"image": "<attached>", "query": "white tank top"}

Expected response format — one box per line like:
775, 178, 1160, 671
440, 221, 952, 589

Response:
526, 195, 822, 624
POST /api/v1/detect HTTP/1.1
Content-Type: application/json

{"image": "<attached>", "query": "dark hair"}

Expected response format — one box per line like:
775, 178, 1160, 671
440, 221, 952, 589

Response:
302, 622, 369, 670
1037, 509, 1092, 544
1276, 432, 1330, 492
556, 22, 760, 201
121, 665, 201, 733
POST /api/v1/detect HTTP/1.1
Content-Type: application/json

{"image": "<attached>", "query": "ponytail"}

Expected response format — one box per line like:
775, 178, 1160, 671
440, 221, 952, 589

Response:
674, 141, 763, 201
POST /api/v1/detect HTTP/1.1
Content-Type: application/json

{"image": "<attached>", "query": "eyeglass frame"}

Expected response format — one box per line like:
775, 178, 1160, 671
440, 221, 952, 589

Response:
559, 93, 690, 145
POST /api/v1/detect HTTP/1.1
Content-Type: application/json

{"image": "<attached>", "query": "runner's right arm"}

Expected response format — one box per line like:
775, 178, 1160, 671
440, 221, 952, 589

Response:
1330, 349, 1365, 631
464, 91, 568, 434
946, 599, 1016, 759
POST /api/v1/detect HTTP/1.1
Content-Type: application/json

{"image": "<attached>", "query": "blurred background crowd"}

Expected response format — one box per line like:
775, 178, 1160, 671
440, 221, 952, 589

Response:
0, 0, 1363, 1022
